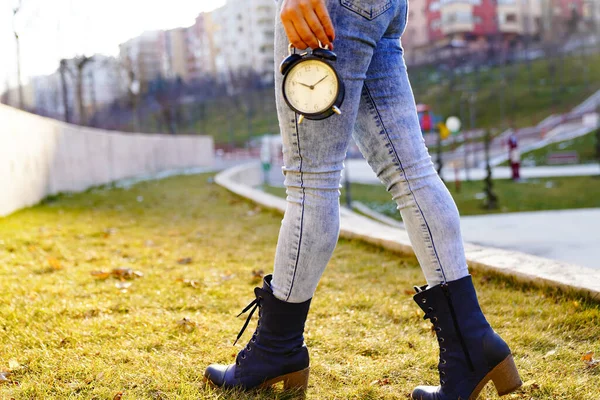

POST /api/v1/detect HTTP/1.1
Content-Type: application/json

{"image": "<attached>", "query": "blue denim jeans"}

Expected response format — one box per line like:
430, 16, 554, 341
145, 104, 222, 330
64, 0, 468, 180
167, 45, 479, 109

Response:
271, 0, 469, 303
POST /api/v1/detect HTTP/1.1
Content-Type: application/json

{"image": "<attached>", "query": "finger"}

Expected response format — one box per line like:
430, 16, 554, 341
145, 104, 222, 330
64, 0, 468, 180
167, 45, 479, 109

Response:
292, 17, 319, 49
314, 1, 335, 42
304, 9, 331, 48
281, 14, 309, 50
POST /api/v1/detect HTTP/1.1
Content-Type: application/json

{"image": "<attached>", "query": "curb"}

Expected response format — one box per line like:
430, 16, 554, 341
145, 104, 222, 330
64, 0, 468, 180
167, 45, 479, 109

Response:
216, 162, 600, 300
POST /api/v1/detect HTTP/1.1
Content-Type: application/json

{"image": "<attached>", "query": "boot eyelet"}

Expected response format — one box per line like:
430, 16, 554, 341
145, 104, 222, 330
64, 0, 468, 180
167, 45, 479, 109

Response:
441, 379, 446, 385
241, 354, 246, 360
251, 338, 256, 343
441, 359, 447, 365
439, 337, 444, 343
441, 371, 446, 376
246, 345, 252, 351
435, 327, 442, 332
427, 307, 434, 312
421, 298, 427, 304
432, 317, 438, 322
441, 348, 447, 353
236, 361, 240, 366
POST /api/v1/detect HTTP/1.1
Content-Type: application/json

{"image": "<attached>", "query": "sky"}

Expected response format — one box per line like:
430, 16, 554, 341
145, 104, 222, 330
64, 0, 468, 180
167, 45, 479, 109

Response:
0, 0, 226, 88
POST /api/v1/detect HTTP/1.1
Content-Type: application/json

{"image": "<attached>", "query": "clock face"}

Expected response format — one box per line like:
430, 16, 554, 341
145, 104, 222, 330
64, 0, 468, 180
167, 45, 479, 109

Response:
283, 58, 339, 115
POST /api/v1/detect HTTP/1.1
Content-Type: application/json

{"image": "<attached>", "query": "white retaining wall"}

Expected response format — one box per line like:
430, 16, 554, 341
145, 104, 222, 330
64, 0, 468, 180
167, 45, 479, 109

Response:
0, 104, 214, 216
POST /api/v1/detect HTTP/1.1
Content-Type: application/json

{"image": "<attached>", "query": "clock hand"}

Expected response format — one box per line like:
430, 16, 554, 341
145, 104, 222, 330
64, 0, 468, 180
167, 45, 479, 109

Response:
312, 76, 328, 87
296, 81, 314, 90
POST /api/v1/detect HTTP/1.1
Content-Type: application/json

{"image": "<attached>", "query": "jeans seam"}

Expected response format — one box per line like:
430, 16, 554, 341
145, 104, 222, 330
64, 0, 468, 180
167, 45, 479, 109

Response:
286, 112, 305, 301
362, 82, 447, 283
340, 0, 393, 21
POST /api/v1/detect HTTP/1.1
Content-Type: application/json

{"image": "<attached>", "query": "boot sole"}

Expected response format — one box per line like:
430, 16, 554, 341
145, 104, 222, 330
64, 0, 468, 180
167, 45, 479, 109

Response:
203, 367, 310, 398
470, 354, 522, 399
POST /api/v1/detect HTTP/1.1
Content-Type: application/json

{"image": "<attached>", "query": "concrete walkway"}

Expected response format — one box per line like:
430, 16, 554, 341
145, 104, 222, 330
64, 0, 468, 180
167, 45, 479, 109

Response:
217, 161, 600, 299
460, 209, 600, 270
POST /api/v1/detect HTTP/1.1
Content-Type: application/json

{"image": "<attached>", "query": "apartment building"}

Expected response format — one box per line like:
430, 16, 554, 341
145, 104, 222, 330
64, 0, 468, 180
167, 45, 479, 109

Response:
424, 0, 586, 50
119, 31, 162, 91
160, 27, 190, 81
187, 12, 217, 81
402, 0, 430, 62
210, 0, 276, 85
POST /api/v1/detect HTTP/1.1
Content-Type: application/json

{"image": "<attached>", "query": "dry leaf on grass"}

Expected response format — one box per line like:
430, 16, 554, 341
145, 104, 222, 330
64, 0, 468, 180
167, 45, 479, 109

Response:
91, 271, 112, 280
103, 228, 118, 238
90, 268, 143, 281
521, 380, 540, 390
8, 360, 19, 370
48, 257, 62, 270
251, 269, 265, 283
113, 391, 124, 400
177, 257, 193, 265
370, 378, 391, 386
0, 371, 9, 384
112, 268, 143, 280
582, 351, 600, 369
176, 278, 202, 288
177, 317, 197, 332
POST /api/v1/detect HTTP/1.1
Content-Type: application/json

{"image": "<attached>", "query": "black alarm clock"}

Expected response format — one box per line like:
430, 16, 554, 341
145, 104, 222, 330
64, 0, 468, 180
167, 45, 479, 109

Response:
280, 42, 345, 124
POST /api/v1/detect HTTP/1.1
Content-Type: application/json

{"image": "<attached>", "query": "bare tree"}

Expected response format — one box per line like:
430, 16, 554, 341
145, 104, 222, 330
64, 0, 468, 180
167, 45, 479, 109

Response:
12, 1, 24, 109
59, 59, 71, 123
151, 76, 184, 135
74, 56, 94, 125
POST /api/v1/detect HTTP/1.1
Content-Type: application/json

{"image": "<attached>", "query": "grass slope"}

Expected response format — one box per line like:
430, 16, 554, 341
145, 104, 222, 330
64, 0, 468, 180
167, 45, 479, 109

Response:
1, 174, 599, 399
512, 131, 599, 166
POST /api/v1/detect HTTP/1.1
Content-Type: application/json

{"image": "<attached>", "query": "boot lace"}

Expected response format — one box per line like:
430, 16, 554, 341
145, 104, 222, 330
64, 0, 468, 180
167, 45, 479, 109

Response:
233, 295, 263, 366
422, 300, 447, 386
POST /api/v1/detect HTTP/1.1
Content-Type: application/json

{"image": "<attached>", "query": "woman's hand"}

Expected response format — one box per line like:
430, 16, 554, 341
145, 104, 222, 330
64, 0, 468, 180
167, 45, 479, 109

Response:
280, 0, 335, 50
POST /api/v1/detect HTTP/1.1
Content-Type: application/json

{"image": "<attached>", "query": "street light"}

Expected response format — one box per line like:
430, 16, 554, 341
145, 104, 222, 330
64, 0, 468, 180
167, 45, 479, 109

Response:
446, 116, 461, 133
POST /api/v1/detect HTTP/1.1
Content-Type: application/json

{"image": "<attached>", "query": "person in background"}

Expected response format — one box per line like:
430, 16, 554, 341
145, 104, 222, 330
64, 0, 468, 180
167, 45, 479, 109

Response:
508, 130, 520, 181
204, 0, 522, 398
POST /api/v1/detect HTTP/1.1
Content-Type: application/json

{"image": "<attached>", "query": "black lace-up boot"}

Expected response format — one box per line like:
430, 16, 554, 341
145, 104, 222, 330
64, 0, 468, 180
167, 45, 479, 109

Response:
411, 275, 522, 400
204, 275, 311, 395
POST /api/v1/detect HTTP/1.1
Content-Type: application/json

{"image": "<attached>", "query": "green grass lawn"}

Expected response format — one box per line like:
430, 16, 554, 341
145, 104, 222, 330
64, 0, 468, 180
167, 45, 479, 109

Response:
266, 175, 600, 219
503, 130, 600, 166
411, 53, 600, 130
1, 174, 599, 399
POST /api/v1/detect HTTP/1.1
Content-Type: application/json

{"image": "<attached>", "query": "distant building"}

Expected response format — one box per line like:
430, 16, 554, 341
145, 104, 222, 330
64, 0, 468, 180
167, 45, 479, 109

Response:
187, 12, 218, 81
119, 31, 162, 91
211, 0, 276, 85
160, 27, 190, 81
402, 0, 430, 63
424, 0, 585, 53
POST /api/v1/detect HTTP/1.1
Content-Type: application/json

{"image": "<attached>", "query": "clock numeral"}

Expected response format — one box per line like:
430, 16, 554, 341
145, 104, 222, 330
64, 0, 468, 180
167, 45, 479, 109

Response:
292, 81, 296, 86
304, 65, 311, 72
329, 90, 333, 95
314, 105, 319, 111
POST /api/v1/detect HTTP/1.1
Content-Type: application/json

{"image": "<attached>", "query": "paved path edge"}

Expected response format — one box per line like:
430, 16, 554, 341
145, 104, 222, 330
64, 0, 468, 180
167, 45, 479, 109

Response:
216, 162, 600, 301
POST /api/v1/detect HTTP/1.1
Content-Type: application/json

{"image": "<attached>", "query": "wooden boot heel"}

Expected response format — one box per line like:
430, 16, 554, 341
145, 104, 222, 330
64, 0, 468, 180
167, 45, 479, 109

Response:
490, 355, 523, 396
